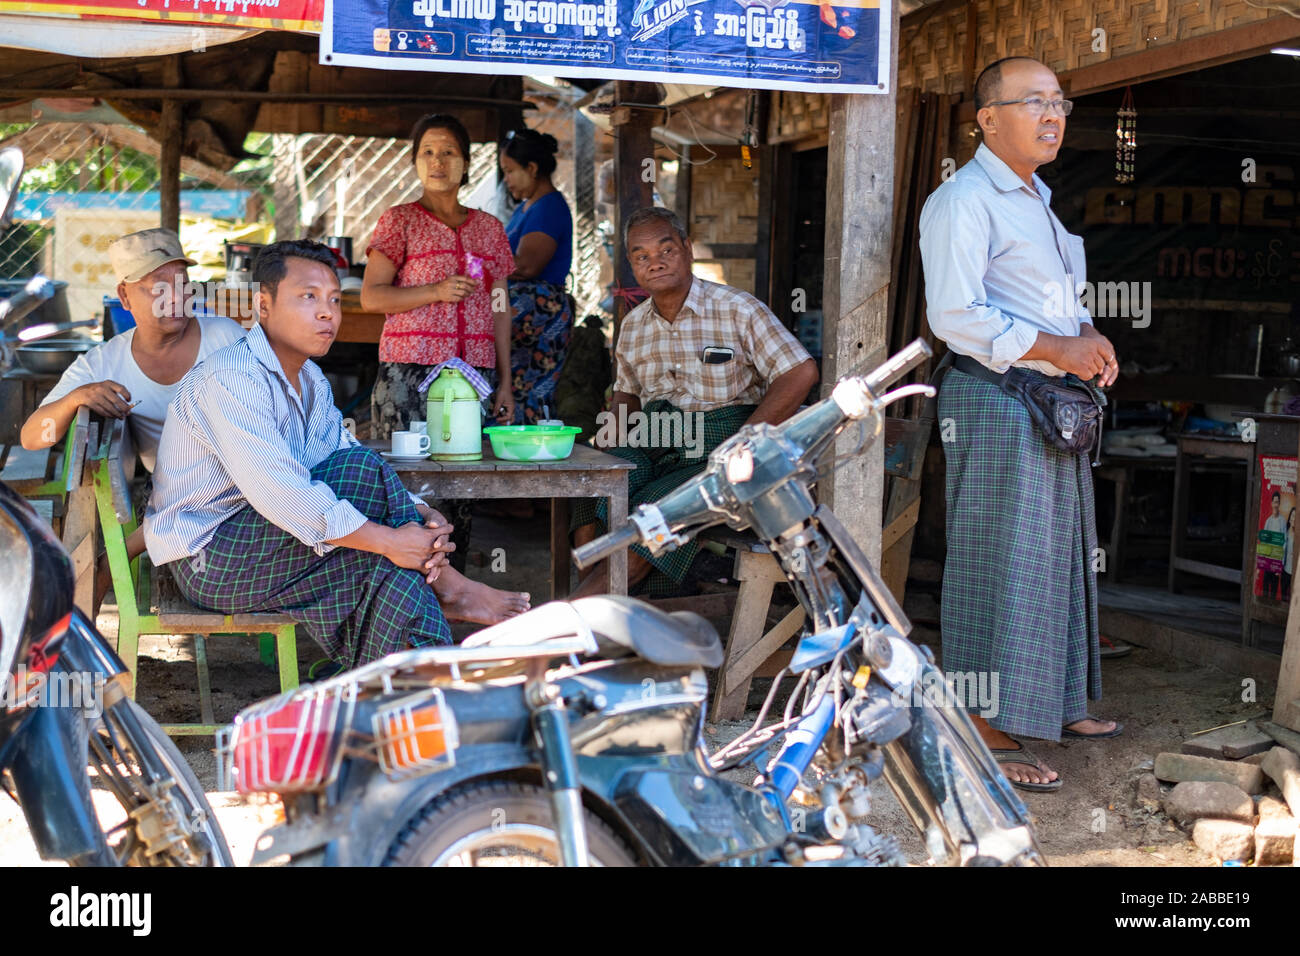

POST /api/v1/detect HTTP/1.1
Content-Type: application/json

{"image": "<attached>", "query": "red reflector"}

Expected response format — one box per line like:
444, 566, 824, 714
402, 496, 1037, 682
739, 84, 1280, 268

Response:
230, 686, 351, 794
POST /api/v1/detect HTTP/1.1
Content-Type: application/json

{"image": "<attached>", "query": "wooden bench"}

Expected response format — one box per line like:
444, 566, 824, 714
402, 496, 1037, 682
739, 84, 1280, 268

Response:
90, 418, 299, 736
705, 414, 931, 721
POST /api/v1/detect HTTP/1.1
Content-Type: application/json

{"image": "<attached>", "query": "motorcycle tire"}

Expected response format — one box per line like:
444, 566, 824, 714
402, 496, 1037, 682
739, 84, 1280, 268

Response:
77, 699, 234, 867
383, 780, 639, 867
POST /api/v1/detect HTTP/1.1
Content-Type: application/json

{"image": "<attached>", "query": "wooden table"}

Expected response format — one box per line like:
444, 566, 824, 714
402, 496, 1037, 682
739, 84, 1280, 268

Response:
364, 441, 635, 599
1093, 455, 1175, 583
1167, 433, 1252, 602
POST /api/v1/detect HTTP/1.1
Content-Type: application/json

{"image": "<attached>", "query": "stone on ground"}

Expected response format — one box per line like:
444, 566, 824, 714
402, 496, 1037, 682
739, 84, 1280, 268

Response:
1259, 721, 1300, 758
1254, 796, 1296, 866
1260, 747, 1300, 819
1162, 781, 1255, 826
1191, 819, 1254, 862
1154, 752, 1265, 794
1180, 722, 1276, 760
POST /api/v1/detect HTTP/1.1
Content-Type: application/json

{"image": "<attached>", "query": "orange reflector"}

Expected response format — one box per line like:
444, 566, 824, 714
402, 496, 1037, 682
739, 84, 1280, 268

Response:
373, 689, 459, 780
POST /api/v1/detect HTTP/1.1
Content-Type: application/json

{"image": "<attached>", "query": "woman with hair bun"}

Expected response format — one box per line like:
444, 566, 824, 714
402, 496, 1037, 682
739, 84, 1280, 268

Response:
499, 127, 574, 425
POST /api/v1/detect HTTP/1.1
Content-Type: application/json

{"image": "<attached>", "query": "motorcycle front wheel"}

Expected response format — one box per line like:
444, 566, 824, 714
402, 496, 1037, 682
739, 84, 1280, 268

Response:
79, 699, 233, 867
383, 780, 639, 867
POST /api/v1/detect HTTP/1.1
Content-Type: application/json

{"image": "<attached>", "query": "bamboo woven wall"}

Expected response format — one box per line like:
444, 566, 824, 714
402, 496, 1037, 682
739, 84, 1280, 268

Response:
899, 0, 1288, 95
690, 159, 760, 244
769, 91, 832, 142
688, 155, 759, 294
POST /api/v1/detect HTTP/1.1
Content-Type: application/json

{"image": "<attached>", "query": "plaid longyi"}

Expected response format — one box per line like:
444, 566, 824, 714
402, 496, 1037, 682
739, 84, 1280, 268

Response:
171, 445, 452, 669
938, 369, 1101, 742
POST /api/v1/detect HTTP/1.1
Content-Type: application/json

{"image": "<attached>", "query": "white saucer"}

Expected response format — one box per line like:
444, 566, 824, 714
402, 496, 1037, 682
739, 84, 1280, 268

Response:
381, 451, 430, 462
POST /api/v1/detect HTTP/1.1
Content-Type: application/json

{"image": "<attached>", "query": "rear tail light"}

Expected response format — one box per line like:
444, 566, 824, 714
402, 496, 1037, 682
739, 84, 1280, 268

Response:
221, 683, 354, 794
372, 688, 458, 780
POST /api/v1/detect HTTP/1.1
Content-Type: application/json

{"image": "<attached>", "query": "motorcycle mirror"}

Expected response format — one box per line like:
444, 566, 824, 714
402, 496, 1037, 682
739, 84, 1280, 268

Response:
0, 148, 25, 230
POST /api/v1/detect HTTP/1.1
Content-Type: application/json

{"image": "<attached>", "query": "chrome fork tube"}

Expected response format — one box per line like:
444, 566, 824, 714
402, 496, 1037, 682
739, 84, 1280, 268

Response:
526, 672, 589, 867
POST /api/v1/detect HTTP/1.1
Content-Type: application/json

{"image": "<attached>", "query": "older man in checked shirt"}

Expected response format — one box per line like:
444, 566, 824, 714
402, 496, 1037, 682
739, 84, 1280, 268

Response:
572, 207, 819, 597
919, 57, 1123, 792
145, 240, 529, 671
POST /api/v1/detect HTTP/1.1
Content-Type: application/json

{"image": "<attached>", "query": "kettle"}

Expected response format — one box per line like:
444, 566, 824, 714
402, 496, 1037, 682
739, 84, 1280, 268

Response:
425, 368, 483, 461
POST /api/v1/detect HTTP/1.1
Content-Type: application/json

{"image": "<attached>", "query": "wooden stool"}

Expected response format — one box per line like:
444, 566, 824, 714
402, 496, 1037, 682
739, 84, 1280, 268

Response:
702, 528, 805, 722
91, 419, 299, 736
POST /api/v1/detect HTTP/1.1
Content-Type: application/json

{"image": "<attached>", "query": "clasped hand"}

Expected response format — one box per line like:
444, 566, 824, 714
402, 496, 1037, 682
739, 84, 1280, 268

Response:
387, 509, 456, 583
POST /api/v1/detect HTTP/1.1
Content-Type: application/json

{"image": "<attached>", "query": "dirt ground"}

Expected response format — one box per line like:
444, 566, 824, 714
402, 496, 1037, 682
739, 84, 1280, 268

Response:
0, 506, 1284, 867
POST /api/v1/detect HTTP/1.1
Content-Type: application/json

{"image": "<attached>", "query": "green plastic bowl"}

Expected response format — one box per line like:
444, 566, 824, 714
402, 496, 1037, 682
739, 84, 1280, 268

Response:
483, 424, 582, 461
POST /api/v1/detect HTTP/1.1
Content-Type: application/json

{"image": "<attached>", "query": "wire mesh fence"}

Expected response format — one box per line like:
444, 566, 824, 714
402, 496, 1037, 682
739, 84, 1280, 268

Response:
1, 113, 601, 327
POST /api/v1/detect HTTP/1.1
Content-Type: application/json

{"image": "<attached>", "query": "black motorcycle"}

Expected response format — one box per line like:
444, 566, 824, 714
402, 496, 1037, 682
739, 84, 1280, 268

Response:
0, 145, 231, 866
0, 480, 233, 865
229, 340, 1042, 867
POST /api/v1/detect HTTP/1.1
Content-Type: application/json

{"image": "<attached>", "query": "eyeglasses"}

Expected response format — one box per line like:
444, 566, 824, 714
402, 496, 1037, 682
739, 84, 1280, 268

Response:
986, 96, 1073, 117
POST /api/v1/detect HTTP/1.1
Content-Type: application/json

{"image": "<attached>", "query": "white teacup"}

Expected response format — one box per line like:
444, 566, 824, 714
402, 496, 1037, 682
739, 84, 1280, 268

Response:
391, 430, 431, 457
408, 419, 426, 434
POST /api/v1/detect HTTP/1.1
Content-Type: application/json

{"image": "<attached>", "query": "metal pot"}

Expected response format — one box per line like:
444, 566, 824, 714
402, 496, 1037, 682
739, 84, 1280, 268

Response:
14, 337, 95, 375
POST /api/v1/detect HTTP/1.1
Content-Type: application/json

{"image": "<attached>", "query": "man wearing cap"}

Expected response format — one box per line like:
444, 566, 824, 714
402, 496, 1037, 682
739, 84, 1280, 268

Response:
20, 227, 245, 572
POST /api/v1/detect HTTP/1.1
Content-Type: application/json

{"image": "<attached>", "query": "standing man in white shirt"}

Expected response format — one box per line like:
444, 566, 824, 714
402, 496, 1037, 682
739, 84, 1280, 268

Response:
919, 57, 1122, 793
19, 227, 246, 600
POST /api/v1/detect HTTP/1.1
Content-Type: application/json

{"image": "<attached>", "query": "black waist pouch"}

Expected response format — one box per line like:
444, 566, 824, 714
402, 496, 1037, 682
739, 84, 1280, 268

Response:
951, 354, 1106, 461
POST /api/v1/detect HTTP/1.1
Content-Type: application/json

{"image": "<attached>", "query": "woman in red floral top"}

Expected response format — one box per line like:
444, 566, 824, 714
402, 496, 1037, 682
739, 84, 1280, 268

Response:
362, 113, 517, 437
361, 113, 516, 579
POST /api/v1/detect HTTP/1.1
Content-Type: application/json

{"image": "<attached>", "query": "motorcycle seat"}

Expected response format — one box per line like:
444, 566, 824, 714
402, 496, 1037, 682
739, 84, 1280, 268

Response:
461, 596, 723, 670
568, 596, 723, 669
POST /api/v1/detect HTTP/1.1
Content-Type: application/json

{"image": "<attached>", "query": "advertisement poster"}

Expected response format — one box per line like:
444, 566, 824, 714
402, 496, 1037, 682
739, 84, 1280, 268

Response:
0, 0, 323, 30
322, 0, 889, 94
1255, 455, 1297, 603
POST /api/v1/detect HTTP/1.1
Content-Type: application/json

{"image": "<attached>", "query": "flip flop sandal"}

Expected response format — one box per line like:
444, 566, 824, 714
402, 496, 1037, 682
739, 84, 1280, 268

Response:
1062, 714, 1124, 739
307, 658, 344, 681
1100, 636, 1133, 659
989, 742, 1063, 793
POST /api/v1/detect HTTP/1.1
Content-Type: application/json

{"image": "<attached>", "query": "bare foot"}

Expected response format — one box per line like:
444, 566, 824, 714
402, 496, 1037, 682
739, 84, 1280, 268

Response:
995, 745, 1060, 786
1064, 717, 1119, 736
971, 715, 1059, 786
433, 566, 530, 625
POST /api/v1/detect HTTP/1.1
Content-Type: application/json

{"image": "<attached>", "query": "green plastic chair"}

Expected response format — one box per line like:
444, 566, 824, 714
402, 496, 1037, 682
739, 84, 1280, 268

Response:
90, 419, 299, 736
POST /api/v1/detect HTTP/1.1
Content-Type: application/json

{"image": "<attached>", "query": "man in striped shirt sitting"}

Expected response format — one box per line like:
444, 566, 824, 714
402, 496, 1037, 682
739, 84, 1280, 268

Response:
144, 239, 529, 670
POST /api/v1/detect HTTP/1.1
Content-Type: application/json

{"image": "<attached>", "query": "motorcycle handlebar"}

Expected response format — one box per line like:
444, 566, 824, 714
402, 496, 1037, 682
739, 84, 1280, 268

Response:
572, 521, 641, 571
860, 339, 932, 396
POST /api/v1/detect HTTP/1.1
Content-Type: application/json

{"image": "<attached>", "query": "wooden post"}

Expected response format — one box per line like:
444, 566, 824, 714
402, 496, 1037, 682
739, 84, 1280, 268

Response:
272, 134, 299, 241
573, 109, 598, 315
158, 55, 182, 233
820, 5, 899, 565
610, 81, 660, 342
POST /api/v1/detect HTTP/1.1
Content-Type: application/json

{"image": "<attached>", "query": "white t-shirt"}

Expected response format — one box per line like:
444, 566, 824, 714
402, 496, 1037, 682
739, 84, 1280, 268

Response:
40, 315, 246, 473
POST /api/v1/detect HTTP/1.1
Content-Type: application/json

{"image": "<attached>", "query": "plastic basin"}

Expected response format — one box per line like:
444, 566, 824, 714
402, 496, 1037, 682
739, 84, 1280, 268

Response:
483, 425, 582, 461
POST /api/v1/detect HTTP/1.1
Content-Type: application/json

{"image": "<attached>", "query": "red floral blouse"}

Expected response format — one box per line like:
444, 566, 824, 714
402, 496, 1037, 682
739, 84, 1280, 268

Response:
366, 203, 515, 367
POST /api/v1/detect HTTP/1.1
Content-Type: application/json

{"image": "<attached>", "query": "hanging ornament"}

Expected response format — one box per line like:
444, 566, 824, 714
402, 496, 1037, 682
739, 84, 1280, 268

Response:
1115, 86, 1137, 184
